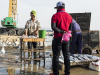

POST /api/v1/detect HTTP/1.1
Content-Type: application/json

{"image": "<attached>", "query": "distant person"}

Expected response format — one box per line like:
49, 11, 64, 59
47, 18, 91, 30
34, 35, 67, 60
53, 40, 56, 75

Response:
71, 19, 83, 54
51, 1, 72, 75
25, 10, 41, 58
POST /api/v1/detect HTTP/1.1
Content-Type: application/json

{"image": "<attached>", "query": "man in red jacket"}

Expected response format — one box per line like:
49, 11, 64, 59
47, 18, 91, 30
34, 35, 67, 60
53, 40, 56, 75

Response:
51, 1, 72, 75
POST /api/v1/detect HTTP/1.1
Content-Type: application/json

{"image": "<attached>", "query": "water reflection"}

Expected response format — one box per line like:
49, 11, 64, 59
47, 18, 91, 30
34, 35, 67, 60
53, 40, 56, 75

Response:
8, 66, 16, 75
19, 61, 52, 75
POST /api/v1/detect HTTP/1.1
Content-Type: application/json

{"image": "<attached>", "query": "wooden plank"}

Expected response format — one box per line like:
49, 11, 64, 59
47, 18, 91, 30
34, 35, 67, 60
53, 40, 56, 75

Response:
23, 38, 33, 42
24, 58, 43, 60
23, 50, 45, 52
32, 38, 45, 42
70, 62, 76, 66
21, 49, 32, 51
70, 59, 96, 66
22, 38, 45, 42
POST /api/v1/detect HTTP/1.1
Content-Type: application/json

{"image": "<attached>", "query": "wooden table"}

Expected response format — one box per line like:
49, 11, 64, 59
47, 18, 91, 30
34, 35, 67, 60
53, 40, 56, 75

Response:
20, 38, 45, 65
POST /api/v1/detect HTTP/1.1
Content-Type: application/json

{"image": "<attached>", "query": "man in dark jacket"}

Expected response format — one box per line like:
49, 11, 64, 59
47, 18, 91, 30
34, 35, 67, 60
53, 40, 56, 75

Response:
51, 1, 72, 75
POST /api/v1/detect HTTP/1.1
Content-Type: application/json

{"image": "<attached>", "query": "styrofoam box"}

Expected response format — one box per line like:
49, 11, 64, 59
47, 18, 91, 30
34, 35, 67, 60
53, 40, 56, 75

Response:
89, 62, 100, 71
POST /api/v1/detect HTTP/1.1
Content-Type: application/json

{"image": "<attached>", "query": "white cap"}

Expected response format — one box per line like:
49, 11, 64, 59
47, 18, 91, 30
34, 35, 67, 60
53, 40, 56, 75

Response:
54, 1, 65, 9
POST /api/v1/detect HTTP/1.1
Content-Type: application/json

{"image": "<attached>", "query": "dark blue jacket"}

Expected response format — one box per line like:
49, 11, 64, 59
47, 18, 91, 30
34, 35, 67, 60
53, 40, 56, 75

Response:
72, 19, 81, 31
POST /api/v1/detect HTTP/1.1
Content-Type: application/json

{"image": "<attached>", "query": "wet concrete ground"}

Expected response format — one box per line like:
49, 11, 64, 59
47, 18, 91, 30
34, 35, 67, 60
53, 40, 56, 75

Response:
0, 47, 100, 75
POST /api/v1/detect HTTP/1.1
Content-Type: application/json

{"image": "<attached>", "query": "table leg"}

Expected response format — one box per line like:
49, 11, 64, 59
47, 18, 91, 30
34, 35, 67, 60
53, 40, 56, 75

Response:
23, 42, 25, 63
29, 52, 31, 59
39, 42, 40, 56
43, 41, 44, 50
43, 41, 45, 66
20, 39, 22, 63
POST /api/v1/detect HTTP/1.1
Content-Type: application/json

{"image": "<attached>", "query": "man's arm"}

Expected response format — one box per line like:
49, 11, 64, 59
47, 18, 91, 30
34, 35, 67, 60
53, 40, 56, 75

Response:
51, 23, 64, 34
69, 23, 72, 30
35, 20, 41, 35
25, 21, 29, 36
25, 30, 27, 36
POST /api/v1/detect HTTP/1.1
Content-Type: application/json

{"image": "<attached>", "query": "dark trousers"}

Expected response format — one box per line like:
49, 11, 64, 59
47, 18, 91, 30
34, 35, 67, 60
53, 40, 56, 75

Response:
52, 37, 70, 75
71, 32, 82, 54
28, 42, 37, 49
28, 42, 37, 58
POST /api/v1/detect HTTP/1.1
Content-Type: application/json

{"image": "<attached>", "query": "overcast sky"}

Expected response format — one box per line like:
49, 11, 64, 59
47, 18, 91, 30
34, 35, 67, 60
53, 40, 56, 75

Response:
0, 0, 100, 30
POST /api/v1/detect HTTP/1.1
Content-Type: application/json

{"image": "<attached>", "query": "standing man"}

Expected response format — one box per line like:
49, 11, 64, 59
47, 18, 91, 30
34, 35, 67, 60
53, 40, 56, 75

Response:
71, 19, 82, 54
51, 1, 72, 75
25, 10, 41, 58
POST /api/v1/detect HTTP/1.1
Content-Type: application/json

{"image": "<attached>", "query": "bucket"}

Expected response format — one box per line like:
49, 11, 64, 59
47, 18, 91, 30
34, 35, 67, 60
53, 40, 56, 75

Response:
38, 30, 46, 38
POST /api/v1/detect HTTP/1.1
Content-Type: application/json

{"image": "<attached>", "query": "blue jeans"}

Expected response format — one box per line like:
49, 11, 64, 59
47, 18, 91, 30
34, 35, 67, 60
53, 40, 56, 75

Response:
52, 37, 70, 75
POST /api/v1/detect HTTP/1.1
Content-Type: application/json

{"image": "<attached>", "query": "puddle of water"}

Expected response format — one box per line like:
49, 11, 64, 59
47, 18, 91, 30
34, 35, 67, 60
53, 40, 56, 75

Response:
0, 49, 53, 75
0, 63, 52, 75
0, 49, 100, 75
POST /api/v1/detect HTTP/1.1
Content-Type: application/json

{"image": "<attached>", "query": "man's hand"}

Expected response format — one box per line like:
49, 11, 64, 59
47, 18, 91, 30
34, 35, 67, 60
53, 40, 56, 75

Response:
35, 30, 38, 34
63, 31, 67, 34
35, 30, 38, 36
25, 30, 27, 36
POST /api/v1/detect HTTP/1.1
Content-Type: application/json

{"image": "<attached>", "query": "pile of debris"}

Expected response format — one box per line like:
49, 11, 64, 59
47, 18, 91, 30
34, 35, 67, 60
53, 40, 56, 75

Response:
0, 36, 21, 46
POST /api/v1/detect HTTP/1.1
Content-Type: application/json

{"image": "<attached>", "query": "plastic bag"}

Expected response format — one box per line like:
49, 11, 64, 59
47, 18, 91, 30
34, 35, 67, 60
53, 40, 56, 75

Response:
61, 30, 72, 42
